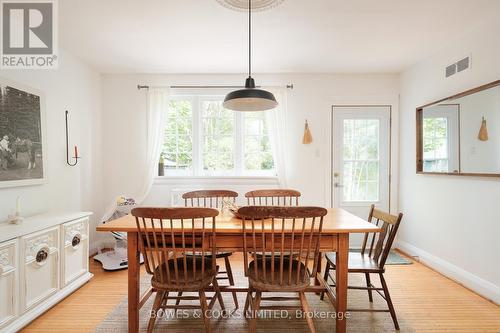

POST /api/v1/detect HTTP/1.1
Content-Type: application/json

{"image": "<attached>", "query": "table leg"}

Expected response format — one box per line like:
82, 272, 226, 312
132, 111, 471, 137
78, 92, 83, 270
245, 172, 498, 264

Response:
127, 232, 140, 333
335, 233, 349, 333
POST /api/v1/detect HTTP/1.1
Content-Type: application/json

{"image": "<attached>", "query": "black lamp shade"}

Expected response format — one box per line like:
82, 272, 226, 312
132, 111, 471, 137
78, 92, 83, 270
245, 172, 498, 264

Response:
223, 77, 278, 111
223, 88, 277, 111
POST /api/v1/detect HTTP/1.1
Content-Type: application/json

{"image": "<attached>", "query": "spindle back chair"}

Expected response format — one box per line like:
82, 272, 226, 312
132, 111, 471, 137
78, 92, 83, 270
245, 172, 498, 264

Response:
245, 189, 301, 206
361, 205, 404, 270
182, 190, 238, 209
181, 189, 240, 308
238, 206, 328, 333
320, 204, 404, 330
132, 207, 224, 333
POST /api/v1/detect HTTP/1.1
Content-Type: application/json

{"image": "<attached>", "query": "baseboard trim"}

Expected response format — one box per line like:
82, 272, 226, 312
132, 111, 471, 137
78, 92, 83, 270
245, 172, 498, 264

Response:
2, 272, 93, 333
396, 240, 500, 305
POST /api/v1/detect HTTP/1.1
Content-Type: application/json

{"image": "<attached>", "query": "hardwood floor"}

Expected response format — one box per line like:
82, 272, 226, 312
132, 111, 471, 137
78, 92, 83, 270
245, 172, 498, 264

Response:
21, 252, 500, 333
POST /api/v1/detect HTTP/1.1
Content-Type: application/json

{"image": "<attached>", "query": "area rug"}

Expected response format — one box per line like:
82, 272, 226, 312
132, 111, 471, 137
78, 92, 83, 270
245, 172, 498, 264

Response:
94, 264, 413, 333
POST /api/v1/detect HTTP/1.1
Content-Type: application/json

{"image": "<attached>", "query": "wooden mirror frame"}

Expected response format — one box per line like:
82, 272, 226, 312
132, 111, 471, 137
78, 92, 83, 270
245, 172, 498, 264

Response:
416, 79, 500, 177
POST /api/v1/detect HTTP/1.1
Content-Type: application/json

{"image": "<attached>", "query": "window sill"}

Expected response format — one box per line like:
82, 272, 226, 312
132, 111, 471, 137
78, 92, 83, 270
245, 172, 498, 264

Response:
154, 176, 280, 186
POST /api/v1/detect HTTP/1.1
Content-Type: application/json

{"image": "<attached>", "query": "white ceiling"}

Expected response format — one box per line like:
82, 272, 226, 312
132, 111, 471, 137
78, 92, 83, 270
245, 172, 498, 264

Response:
60, 0, 500, 74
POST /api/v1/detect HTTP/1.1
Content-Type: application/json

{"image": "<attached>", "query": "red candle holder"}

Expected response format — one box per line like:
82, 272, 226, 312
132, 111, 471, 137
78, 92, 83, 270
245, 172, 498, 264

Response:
65, 110, 81, 166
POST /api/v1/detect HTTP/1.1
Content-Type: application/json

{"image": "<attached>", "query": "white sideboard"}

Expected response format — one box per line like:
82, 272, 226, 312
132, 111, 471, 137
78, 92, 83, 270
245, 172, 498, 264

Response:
0, 212, 93, 333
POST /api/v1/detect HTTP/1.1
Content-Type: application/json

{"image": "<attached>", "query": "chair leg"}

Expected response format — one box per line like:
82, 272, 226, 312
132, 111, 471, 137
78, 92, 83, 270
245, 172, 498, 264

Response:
249, 291, 262, 333
299, 291, 316, 333
224, 256, 239, 309
244, 291, 252, 318
365, 273, 373, 302
174, 291, 183, 313
380, 273, 399, 330
199, 290, 212, 333
319, 261, 331, 300
147, 290, 165, 333
212, 277, 226, 312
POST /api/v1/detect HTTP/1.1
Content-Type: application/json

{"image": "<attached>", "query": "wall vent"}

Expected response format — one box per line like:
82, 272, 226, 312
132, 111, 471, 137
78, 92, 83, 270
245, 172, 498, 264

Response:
446, 64, 456, 77
457, 57, 470, 72
446, 56, 470, 78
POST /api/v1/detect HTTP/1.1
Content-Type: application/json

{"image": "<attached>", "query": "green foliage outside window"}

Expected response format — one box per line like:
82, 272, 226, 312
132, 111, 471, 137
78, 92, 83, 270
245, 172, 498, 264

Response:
160, 97, 275, 176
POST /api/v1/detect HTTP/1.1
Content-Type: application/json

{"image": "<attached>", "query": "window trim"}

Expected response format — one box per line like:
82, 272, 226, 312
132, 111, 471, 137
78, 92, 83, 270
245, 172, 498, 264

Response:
154, 175, 279, 185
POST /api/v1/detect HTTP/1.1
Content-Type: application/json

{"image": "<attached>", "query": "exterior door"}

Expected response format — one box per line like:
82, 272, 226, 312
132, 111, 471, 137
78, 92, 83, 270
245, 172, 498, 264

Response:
332, 106, 391, 247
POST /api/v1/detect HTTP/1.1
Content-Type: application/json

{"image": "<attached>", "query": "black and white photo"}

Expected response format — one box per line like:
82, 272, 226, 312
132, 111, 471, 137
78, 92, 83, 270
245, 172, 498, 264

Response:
0, 79, 45, 187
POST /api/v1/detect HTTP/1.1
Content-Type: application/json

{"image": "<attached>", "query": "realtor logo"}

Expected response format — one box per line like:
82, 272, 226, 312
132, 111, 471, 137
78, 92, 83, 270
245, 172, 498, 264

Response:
1, 0, 58, 69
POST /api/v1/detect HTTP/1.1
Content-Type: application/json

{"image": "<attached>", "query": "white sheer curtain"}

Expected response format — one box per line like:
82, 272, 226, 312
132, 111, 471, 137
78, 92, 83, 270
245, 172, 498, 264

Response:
137, 87, 170, 201
265, 88, 288, 187
101, 87, 170, 222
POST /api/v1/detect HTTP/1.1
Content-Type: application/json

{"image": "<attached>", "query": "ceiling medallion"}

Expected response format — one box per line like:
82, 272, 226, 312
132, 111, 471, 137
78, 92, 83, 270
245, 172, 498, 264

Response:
216, 0, 284, 12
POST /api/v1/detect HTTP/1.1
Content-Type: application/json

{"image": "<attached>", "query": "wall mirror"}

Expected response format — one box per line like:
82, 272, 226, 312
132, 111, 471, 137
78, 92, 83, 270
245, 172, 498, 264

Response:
416, 80, 500, 176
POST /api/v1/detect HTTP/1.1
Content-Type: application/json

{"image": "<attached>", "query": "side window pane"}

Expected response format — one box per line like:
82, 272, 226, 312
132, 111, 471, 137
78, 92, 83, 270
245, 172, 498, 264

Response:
244, 112, 275, 173
202, 100, 235, 174
161, 100, 193, 175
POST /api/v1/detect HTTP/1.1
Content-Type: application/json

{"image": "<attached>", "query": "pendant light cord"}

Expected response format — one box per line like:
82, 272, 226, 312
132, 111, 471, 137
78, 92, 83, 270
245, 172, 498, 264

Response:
248, 0, 252, 78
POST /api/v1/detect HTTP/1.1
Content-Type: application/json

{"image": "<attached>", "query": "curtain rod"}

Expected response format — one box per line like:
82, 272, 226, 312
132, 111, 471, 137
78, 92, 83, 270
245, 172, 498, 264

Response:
137, 84, 294, 90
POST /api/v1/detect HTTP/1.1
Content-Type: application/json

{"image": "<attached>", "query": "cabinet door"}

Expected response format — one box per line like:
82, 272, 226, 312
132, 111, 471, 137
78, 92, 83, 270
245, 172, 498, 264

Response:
61, 217, 89, 286
0, 239, 18, 329
20, 226, 60, 312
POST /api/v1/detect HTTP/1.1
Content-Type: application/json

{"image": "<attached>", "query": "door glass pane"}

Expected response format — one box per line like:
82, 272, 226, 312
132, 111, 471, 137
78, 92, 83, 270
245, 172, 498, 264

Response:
342, 119, 380, 202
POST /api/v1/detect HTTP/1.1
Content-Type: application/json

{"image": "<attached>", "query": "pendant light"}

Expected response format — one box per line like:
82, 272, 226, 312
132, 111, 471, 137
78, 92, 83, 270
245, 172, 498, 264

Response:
223, 0, 278, 111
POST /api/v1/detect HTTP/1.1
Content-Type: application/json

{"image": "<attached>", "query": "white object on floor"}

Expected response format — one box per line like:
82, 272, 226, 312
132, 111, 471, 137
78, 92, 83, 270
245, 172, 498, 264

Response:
93, 200, 143, 271
93, 237, 144, 271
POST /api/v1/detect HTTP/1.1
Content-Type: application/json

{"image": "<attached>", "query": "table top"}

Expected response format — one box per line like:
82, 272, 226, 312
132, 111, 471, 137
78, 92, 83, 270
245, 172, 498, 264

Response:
96, 208, 380, 234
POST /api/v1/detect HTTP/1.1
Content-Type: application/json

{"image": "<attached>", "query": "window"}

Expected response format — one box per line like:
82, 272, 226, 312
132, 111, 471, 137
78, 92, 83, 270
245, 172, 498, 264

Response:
342, 119, 380, 202
160, 95, 275, 177
422, 117, 449, 172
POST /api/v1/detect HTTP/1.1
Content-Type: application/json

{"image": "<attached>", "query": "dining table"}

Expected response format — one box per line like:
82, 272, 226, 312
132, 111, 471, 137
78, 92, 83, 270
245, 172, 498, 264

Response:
96, 207, 381, 333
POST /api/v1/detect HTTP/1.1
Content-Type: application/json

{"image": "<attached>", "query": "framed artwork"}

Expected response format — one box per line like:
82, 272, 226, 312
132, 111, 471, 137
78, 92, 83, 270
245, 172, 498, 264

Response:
0, 77, 47, 188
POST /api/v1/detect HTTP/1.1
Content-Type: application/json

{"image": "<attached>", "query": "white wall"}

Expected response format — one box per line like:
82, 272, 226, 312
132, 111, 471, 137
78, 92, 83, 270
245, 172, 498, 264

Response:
456, 87, 500, 173
398, 19, 500, 303
101, 73, 399, 217
0, 49, 104, 249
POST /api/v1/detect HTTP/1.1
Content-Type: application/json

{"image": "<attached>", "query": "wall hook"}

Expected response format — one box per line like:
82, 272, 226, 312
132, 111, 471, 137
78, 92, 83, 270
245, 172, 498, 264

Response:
65, 110, 80, 166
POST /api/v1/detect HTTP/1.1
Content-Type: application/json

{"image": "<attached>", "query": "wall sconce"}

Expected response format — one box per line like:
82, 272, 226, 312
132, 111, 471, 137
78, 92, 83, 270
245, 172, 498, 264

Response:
65, 110, 81, 166
478, 116, 489, 141
302, 120, 313, 144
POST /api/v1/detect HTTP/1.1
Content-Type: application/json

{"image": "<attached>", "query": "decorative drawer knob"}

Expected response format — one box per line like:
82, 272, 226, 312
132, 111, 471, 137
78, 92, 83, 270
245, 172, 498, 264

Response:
72, 234, 81, 247
36, 249, 48, 263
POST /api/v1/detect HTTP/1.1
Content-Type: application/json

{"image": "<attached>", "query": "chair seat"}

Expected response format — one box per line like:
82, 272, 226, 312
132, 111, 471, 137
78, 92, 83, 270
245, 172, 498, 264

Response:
325, 252, 384, 273
151, 257, 217, 291
247, 258, 310, 291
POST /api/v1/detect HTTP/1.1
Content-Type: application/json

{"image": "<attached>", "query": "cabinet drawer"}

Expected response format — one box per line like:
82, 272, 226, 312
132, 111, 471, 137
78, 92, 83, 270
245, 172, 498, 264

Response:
20, 226, 60, 312
0, 239, 18, 329
61, 218, 89, 286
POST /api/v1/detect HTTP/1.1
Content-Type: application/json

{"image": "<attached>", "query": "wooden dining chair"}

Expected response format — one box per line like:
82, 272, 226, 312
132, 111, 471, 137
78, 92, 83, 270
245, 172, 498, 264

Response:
182, 190, 239, 308
245, 189, 301, 206
238, 206, 328, 333
319, 205, 403, 330
132, 207, 225, 333
183, 190, 238, 209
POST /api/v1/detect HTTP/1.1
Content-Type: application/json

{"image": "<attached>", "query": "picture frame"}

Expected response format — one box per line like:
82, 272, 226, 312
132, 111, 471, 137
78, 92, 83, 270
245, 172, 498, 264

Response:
0, 77, 47, 188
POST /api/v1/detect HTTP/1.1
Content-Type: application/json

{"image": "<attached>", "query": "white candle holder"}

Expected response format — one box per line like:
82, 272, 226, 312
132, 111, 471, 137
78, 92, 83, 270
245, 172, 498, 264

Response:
7, 212, 23, 225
